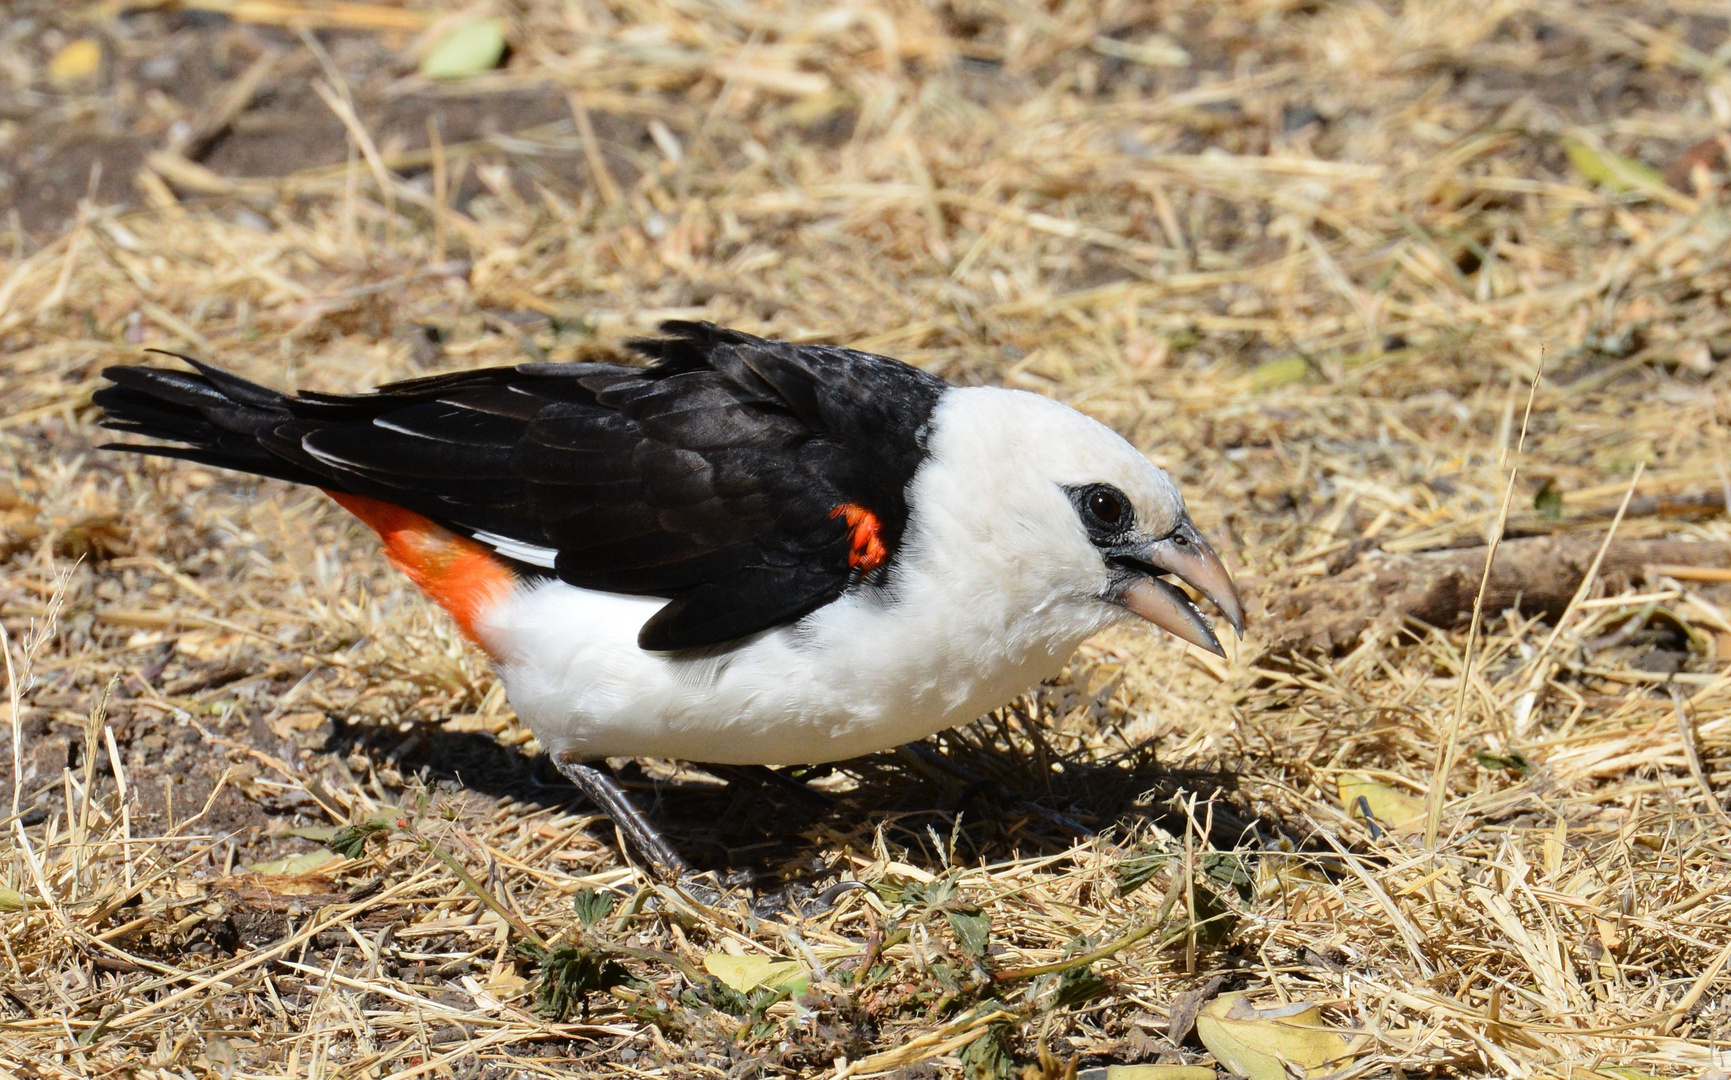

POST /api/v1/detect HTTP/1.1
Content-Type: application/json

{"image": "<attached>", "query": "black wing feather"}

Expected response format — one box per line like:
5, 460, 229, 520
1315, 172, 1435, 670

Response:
96, 322, 946, 650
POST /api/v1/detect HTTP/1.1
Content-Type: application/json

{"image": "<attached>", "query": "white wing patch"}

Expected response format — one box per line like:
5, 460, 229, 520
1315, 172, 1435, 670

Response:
472, 530, 559, 568
372, 416, 433, 438
302, 439, 364, 469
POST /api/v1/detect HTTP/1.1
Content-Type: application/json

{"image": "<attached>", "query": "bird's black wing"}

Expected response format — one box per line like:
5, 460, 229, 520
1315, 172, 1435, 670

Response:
95, 322, 947, 649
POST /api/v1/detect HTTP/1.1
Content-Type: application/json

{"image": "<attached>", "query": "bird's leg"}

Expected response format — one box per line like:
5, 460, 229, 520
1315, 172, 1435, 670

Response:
551, 753, 692, 879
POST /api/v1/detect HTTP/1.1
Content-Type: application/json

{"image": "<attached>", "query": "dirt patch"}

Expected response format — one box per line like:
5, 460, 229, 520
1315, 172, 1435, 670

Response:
1, 7, 640, 238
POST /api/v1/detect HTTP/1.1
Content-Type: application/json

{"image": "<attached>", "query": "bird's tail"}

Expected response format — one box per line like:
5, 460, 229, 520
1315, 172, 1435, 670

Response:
93, 353, 326, 488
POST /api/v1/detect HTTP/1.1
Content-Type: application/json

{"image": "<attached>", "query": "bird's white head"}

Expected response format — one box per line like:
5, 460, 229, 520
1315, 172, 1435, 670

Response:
907, 386, 1244, 655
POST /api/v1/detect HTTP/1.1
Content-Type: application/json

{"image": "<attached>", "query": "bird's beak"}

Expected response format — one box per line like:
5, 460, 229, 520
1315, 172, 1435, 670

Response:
1110, 520, 1245, 657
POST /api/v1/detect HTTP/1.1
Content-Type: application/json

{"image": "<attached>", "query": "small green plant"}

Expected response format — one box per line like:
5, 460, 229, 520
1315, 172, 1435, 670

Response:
327, 819, 393, 858
519, 942, 639, 1021
572, 887, 618, 926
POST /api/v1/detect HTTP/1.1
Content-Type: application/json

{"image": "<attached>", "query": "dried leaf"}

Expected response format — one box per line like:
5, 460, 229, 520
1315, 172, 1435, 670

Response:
201, 1035, 238, 1080
703, 953, 806, 994
1664, 134, 1730, 193
269, 711, 327, 738
48, 40, 102, 87
276, 826, 338, 843
1338, 772, 1425, 828
1090, 35, 1191, 68
51, 515, 131, 560
420, 20, 507, 80
1078, 1067, 1216, 1080
1194, 992, 1361, 1080
1168, 975, 1229, 1045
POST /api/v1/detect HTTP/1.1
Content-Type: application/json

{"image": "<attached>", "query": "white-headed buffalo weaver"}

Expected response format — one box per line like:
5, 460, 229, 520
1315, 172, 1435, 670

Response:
96, 322, 1243, 876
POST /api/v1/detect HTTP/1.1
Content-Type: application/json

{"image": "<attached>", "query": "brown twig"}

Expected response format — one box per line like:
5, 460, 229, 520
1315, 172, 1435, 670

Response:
1256, 535, 1731, 658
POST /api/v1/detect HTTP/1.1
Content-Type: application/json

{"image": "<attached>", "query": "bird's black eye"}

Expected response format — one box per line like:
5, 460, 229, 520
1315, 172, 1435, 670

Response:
1088, 489, 1124, 524
1070, 483, 1134, 540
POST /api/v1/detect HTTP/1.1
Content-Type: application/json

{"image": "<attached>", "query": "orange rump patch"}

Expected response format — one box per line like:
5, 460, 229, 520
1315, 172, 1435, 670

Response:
830, 503, 887, 574
326, 491, 515, 645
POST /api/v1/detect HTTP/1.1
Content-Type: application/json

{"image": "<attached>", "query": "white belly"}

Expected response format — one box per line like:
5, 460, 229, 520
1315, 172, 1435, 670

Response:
476, 573, 1113, 765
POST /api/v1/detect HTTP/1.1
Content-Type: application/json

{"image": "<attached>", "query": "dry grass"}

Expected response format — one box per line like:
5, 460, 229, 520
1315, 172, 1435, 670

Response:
3, 0, 1731, 1075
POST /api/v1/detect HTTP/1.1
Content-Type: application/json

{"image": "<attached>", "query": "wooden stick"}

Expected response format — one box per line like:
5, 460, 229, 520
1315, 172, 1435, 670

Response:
1255, 535, 1731, 657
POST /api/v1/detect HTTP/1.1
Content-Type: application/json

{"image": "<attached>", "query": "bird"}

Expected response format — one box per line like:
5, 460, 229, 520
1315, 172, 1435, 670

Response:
94, 321, 1243, 877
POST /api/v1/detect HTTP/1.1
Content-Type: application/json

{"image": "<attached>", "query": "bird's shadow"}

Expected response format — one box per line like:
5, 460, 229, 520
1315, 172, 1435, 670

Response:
323, 711, 1280, 892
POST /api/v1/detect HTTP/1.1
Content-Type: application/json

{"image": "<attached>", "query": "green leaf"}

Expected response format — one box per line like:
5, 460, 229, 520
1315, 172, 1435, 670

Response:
1115, 844, 1171, 897
1251, 356, 1309, 391
1189, 883, 1238, 949
0, 884, 35, 911
327, 819, 393, 858
571, 888, 616, 926
1474, 748, 1531, 775
693, 977, 789, 1020
420, 19, 507, 80
1200, 853, 1254, 902
948, 906, 990, 962
1194, 992, 1363, 1080
961, 1020, 1016, 1080
1562, 138, 1667, 196
875, 873, 950, 907
703, 953, 807, 995
910, 878, 956, 906
1052, 963, 1109, 1009
1533, 478, 1563, 519
246, 849, 338, 875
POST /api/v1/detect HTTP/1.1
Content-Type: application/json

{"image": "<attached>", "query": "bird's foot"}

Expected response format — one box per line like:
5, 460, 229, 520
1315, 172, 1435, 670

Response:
746, 878, 873, 921
550, 753, 693, 881
546, 756, 868, 918
663, 870, 734, 908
